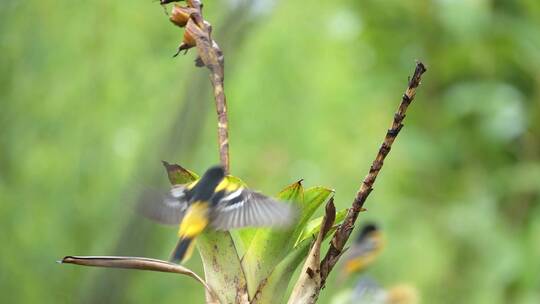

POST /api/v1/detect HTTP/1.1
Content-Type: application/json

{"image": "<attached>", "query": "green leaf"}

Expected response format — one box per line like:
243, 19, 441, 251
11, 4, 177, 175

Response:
252, 239, 312, 304
291, 186, 334, 244
225, 175, 252, 256
197, 231, 248, 304
252, 208, 343, 304
236, 179, 303, 250
161, 161, 199, 185
225, 174, 247, 187
241, 180, 304, 297
241, 182, 334, 299
295, 208, 348, 247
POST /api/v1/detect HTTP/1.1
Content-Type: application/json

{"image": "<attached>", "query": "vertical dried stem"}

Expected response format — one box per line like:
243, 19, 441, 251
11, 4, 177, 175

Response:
210, 67, 230, 174
184, 0, 230, 174
319, 62, 427, 285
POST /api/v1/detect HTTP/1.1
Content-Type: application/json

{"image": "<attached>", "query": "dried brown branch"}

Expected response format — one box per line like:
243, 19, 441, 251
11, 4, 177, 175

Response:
60, 256, 218, 303
172, 0, 229, 174
319, 62, 427, 286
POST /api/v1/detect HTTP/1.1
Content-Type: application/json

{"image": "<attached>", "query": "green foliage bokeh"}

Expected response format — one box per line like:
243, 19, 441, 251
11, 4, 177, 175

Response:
1, 0, 540, 303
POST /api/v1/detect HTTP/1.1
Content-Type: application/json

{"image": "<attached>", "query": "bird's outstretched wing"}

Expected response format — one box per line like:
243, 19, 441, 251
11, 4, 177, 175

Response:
210, 188, 296, 230
137, 184, 193, 226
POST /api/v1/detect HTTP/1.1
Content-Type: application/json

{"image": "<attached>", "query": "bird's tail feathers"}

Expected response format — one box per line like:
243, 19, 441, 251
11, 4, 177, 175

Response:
170, 237, 196, 263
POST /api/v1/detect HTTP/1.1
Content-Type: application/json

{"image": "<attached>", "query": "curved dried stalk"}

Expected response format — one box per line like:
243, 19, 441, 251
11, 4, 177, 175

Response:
60, 256, 218, 303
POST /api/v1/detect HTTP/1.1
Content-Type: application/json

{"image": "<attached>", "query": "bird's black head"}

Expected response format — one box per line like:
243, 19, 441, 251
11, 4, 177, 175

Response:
191, 165, 225, 201
202, 165, 225, 181
159, 0, 179, 4
356, 223, 378, 243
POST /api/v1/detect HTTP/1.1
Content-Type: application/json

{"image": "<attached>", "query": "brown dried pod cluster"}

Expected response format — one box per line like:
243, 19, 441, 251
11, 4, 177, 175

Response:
168, 3, 198, 56
162, 0, 215, 59
161, 0, 228, 170
169, 4, 193, 27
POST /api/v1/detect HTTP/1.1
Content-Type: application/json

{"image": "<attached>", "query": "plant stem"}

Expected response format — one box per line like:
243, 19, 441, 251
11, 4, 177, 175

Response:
319, 62, 427, 285
210, 69, 230, 175
185, 0, 230, 174
182, 3, 248, 302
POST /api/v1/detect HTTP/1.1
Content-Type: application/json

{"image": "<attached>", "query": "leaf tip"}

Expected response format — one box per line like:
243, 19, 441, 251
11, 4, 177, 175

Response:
161, 161, 198, 184
58, 256, 73, 264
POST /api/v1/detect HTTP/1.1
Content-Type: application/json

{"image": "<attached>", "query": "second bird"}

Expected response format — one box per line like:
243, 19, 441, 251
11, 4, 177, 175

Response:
341, 223, 385, 279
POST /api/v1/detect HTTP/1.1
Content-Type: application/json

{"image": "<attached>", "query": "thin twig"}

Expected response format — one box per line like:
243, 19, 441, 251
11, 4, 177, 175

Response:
183, 0, 230, 174
60, 256, 218, 303
319, 62, 427, 285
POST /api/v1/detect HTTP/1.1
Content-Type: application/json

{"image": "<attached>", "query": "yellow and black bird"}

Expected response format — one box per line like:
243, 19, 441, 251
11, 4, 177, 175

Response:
341, 223, 385, 278
140, 165, 295, 263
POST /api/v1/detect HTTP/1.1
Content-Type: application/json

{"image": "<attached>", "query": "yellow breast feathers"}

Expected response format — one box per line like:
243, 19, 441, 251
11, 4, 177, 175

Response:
178, 202, 209, 238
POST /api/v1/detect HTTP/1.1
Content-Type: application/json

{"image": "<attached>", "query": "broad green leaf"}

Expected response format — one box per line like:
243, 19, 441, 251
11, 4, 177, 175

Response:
198, 231, 248, 304
241, 183, 334, 298
291, 186, 334, 245
161, 161, 199, 185
230, 229, 251, 258
225, 175, 252, 256
237, 178, 304, 248
252, 239, 312, 304
252, 212, 343, 304
235, 226, 258, 254
225, 174, 247, 187
295, 208, 348, 247
242, 180, 304, 297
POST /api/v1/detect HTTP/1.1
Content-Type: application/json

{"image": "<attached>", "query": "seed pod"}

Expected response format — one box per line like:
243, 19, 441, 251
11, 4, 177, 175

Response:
169, 4, 193, 28
173, 29, 196, 57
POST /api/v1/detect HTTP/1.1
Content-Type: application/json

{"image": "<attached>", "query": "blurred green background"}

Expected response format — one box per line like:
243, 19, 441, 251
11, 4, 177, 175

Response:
2, 0, 540, 303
